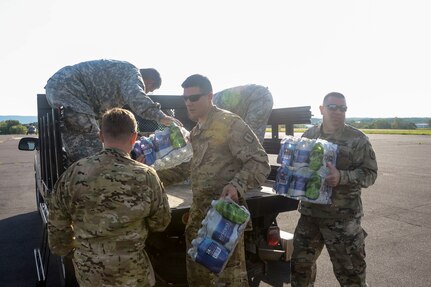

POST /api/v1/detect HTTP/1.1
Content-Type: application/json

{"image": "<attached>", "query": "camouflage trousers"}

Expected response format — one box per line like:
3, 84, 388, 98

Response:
185, 201, 249, 287
72, 241, 155, 287
61, 108, 103, 164
213, 85, 273, 144
291, 215, 368, 287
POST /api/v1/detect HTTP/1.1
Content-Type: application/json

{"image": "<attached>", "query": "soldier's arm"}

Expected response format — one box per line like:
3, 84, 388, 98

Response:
120, 71, 167, 122
145, 170, 171, 232
228, 119, 271, 197
339, 137, 378, 188
156, 161, 191, 187
47, 175, 75, 256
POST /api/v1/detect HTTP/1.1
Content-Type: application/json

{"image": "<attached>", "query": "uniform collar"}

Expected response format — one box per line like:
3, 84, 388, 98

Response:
104, 147, 131, 159
196, 105, 219, 131
318, 123, 346, 139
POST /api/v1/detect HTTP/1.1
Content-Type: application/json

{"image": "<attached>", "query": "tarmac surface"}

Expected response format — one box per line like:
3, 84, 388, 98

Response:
1, 133, 431, 287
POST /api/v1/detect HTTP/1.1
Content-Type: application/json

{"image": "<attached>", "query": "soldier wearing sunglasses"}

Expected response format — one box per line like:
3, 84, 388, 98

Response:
290, 92, 378, 287
158, 74, 271, 286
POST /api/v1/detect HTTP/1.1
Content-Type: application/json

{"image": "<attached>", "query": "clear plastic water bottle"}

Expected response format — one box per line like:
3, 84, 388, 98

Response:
133, 140, 142, 157
141, 137, 156, 165
294, 139, 313, 166
213, 199, 249, 225
305, 172, 321, 199
275, 166, 292, 195
282, 141, 297, 166
170, 123, 186, 149
289, 167, 311, 197
195, 238, 230, 274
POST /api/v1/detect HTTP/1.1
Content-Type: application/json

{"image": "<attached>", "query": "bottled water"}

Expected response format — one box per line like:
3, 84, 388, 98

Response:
188, 199, 250, 274
202, 208, 240, 251
213, 199, 250, 224
288, 166, 311, 197
154, 128, 173, 159
133, 141, 143, 157
305, 172, 321, 199
170, 123, 186, 148
274, 166, 292, 195
140, 136, 156, 165
277, 136, 298, 165
309, 142, 324, 171
293, 139, 314, 166
189, 237, 230, 274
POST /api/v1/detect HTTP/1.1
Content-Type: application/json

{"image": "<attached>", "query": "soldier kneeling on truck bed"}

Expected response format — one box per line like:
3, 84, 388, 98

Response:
44, 59, 181, 165
213, 84, 274, 144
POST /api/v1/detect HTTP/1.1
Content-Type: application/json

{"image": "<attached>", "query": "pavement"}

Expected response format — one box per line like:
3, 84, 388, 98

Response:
1, 134, 431, 287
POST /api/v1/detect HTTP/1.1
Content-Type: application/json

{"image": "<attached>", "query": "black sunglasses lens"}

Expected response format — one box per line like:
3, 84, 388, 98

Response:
183, 94, 204, 102
189, 94, 201, 102
327, 104, 338, 111
326, 104, 347, 112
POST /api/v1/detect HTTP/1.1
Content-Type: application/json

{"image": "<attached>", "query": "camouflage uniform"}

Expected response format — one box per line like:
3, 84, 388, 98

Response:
291, 124, 378, 287
213, 85, 274, 143
44, 59, 166, 163
47, 148, 171, 287
160, 106, 270, 286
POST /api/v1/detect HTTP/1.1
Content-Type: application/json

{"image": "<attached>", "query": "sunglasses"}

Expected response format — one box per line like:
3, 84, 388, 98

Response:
183, 93, 207, 102
326, 104, 348, 112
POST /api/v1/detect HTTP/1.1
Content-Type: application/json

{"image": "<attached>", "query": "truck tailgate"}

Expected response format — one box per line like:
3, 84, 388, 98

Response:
165, 181, 299, 216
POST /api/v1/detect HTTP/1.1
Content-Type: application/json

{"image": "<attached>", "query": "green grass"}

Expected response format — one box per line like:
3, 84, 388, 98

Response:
359, 129, 431, 135
269, 128, 431, 135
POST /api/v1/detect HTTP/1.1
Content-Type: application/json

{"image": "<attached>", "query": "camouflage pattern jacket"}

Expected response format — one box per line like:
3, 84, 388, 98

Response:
47, 148, 171, 285
189, 106, 270, 204
158, 105, 270, 209
299, 124, 378, 218
213, 84, 273, 119
213, 84, 273, 143
45, 59, 165, 121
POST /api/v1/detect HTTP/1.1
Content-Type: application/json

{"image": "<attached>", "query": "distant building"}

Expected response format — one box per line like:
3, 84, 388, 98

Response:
416, 123, 429, 128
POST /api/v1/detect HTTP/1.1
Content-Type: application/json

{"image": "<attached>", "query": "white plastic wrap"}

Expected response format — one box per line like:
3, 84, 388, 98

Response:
274, 136, 338, 204
188, 198, 250, 274
134, 125, 193, 170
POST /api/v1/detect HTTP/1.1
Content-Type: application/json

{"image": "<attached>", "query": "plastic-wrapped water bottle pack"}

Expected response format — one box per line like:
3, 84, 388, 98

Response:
274, 136, 338, 204
188, 198, 250, 274
133, 123, 193, 170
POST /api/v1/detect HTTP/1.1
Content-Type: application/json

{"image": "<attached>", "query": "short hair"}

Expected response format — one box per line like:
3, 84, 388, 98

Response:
101, 108, 137, 140
181, 74, 213, 94
140, 68, 162, 89
323, 92, 345, 104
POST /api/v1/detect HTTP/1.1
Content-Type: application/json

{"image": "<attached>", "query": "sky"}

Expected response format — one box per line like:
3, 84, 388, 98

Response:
0, 0, 429, 118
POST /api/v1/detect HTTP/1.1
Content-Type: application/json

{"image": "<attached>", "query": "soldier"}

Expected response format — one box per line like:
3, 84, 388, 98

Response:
158, 74, 270, 286
47, 108, 171, 287
213, 84, 274, 143
290, 92, 378, 287
44, 59, 182, 164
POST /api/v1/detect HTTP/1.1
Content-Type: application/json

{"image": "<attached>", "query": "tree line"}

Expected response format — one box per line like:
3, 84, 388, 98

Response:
1, 118, 430, 135
346, 118, 430, 130
0, 120, 36, 135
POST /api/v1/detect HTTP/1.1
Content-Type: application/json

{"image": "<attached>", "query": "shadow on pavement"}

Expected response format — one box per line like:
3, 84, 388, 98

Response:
0, 211, 62, 287
250, 261, 291, 287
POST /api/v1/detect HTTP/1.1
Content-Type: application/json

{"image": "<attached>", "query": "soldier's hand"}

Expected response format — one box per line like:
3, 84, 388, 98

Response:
160, 116, 183, 127
220, 184, 239, 203
325, 162, 341, 187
